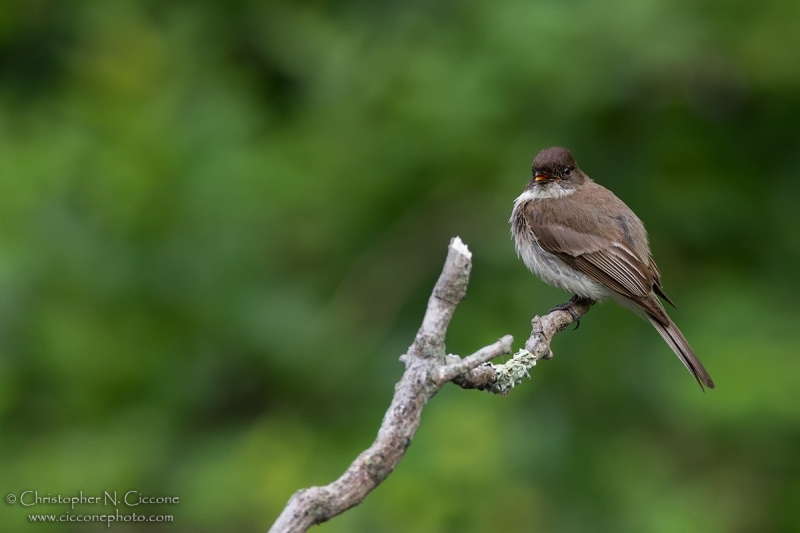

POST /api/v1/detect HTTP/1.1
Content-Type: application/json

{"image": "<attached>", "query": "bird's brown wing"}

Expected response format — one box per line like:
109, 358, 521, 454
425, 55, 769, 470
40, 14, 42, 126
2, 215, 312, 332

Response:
521, 195, 713, 390
524, 206, 669, 324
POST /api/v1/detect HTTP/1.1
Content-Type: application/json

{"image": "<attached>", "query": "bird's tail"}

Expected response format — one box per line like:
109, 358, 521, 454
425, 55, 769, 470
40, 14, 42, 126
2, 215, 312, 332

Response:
648, 317, 715, 391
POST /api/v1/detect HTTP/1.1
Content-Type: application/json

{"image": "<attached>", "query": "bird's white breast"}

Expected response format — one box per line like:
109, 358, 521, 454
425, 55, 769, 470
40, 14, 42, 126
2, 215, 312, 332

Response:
510, 193, 613, 301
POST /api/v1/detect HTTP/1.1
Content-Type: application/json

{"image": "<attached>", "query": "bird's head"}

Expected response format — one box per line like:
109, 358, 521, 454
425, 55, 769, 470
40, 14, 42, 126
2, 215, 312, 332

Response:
528, 147, 587, 194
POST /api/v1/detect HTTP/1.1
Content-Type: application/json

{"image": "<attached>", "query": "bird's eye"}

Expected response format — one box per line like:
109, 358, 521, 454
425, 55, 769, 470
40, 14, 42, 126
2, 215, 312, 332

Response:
563, 166, 572, 176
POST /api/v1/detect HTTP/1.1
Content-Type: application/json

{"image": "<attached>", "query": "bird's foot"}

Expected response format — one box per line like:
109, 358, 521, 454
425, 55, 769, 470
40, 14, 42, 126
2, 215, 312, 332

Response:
549, 295, 593, 330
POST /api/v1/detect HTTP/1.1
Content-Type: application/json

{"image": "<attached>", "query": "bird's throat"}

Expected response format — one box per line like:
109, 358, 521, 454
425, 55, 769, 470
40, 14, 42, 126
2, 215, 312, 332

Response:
515, 184, 577, 202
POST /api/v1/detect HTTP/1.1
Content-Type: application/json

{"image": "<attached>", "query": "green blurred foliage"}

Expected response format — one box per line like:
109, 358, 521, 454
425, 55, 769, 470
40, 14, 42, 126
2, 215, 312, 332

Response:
1, 0, 799, 531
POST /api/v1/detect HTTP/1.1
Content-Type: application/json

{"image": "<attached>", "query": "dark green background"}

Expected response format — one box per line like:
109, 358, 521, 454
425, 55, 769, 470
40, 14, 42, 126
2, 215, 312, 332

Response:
1, 1, 799, 531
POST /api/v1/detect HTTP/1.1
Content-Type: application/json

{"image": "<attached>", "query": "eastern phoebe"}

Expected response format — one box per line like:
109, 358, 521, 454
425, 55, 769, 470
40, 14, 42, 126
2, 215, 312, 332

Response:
510, 147, 714, 390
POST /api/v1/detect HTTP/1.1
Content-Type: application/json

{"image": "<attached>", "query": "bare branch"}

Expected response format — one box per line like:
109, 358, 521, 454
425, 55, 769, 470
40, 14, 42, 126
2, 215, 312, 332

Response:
436, 335, 514, 384
452, 299, 592, 395
408, 238, 472, 361
268, 238, 590, 532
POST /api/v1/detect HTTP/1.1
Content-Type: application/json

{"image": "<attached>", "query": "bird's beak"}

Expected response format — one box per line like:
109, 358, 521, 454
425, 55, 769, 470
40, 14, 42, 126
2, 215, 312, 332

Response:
534, 172, 554, 182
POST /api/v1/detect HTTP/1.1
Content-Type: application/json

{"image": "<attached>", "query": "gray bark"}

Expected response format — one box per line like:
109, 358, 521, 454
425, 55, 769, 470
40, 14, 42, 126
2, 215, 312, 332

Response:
268, 237, 589, 533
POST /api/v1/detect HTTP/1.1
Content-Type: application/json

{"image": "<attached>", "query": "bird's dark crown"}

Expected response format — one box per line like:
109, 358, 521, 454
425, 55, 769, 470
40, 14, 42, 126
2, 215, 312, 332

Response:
531, 146, 578, 178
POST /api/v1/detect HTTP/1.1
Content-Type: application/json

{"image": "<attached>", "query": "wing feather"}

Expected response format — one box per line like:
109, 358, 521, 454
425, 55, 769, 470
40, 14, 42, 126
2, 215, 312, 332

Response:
523, 198, 668, 322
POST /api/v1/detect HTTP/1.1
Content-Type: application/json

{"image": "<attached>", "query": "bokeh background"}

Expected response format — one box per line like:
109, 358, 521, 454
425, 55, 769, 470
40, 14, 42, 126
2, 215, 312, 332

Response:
1, 1, 799, 531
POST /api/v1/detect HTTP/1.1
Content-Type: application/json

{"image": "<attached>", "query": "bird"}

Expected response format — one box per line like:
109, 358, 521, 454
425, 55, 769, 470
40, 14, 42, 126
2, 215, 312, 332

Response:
509, 146, 714, 390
